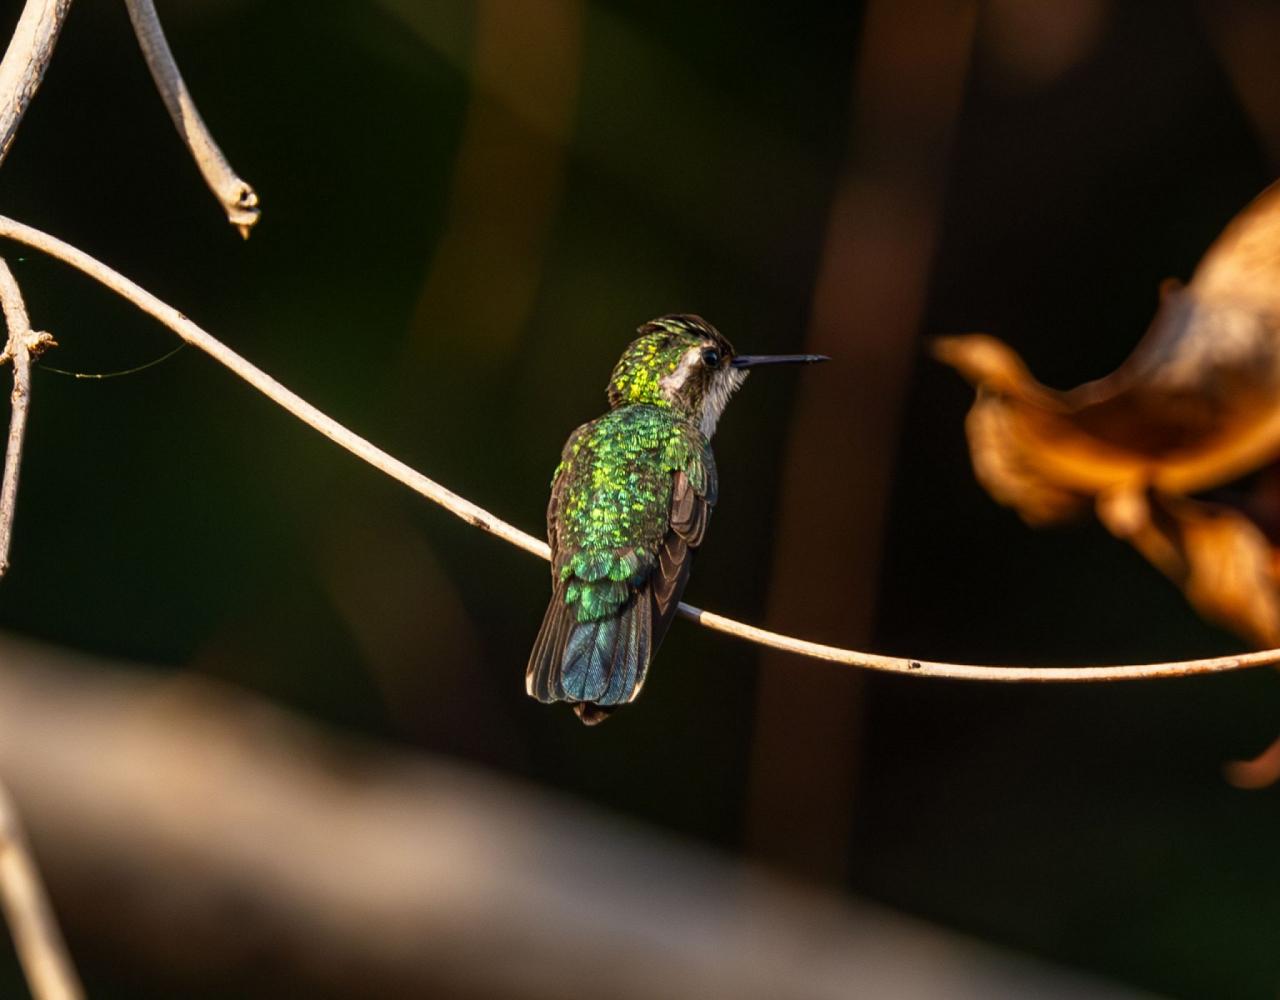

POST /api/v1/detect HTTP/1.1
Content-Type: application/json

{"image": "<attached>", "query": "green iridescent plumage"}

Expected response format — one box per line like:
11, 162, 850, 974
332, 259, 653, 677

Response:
554, 405, 715, 625
526, 314, 825, 724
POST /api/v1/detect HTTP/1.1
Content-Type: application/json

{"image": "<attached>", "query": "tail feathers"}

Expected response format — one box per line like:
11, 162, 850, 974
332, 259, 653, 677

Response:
526, 585, 653, 721
526, 582, 576, 702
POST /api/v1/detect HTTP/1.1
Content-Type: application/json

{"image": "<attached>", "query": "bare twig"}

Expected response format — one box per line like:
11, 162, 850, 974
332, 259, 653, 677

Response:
0, 0, 73, 168
0, 779, 82, 1000
0, 213, 1277, 684
123, 0, 259, 237
0, 259, 53, 578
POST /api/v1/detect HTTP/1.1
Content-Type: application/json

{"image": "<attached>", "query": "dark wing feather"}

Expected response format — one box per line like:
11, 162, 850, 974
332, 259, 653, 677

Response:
526, 425, 588, 700
604, 585, 651, 703
526, 580, 575, 701
544, 424, 588, 580
647, 468, 713, 655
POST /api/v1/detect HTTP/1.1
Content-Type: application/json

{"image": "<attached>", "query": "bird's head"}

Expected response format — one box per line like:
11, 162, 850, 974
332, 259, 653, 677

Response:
607, 314, 826, 437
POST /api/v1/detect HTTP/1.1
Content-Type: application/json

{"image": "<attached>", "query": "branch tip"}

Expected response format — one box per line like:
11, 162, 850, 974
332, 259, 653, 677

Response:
124, 0, 261, 236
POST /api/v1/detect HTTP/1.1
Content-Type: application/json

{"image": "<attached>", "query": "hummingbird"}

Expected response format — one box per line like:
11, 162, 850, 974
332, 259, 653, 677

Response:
526, 314, 827, 724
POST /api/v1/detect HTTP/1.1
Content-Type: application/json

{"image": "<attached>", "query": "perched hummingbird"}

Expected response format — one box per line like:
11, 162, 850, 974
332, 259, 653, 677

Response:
526, 314, 827, 724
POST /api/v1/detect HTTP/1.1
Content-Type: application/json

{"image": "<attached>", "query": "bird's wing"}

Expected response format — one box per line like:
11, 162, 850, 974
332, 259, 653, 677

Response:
649, 429, 717, 650
545, 422, 590, 578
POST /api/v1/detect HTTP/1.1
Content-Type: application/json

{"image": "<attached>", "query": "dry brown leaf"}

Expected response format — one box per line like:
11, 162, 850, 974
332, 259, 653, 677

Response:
938, 180, 1280, 783
937, 180, 1280, 640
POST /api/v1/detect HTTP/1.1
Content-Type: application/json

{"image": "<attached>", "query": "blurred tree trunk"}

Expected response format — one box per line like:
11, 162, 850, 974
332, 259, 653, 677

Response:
746, 0, 976, 881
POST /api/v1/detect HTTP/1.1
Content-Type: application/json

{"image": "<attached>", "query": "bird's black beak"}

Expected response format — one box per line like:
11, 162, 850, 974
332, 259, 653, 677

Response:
730, 353, 829, 369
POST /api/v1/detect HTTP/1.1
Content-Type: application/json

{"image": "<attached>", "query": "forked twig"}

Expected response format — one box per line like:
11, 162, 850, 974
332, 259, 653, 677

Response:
1, 213, 1278, 684
123, 0, 260, 237
0, 780, 83, 1000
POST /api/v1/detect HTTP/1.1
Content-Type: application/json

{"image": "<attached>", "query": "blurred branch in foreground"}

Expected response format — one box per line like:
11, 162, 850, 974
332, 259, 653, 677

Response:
0, 633, 1148, 999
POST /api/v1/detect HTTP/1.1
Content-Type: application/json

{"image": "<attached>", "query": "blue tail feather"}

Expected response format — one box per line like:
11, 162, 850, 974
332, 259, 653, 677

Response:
561, 617, 620, 702
526, 587, 654, 719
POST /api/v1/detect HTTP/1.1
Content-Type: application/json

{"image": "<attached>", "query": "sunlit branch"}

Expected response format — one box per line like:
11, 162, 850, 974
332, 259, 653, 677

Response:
123, 0, 260, 237
0, 0, 72, 167
0, 213, 1275, 684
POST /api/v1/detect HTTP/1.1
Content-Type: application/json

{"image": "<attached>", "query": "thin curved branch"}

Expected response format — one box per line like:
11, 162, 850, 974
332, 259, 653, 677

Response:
0, 213, 1275, 684
0, 634, 1131, 999
0, 0, 72, 167
0, 216, 539, 556
123, 0, 259, 237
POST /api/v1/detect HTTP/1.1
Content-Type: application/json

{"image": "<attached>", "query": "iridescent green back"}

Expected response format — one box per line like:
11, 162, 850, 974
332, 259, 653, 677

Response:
551, 404, 714, 623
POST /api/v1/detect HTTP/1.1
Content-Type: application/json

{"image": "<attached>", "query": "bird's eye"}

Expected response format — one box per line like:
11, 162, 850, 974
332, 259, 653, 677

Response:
700, 348, 721, 368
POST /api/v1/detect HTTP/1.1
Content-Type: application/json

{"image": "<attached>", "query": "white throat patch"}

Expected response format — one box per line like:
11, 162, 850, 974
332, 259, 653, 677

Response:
658, 346, 746, 438
700, 366, 747, 437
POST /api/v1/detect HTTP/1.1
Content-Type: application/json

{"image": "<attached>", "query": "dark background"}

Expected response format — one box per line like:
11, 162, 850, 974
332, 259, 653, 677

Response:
0, 1, 1276, 997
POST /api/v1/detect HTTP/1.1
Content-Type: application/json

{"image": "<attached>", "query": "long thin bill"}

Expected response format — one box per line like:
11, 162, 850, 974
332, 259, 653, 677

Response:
730, 353, 829, 368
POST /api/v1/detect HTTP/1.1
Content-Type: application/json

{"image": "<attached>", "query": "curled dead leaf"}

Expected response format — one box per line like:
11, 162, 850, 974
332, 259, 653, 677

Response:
938, 180, 1280, 784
